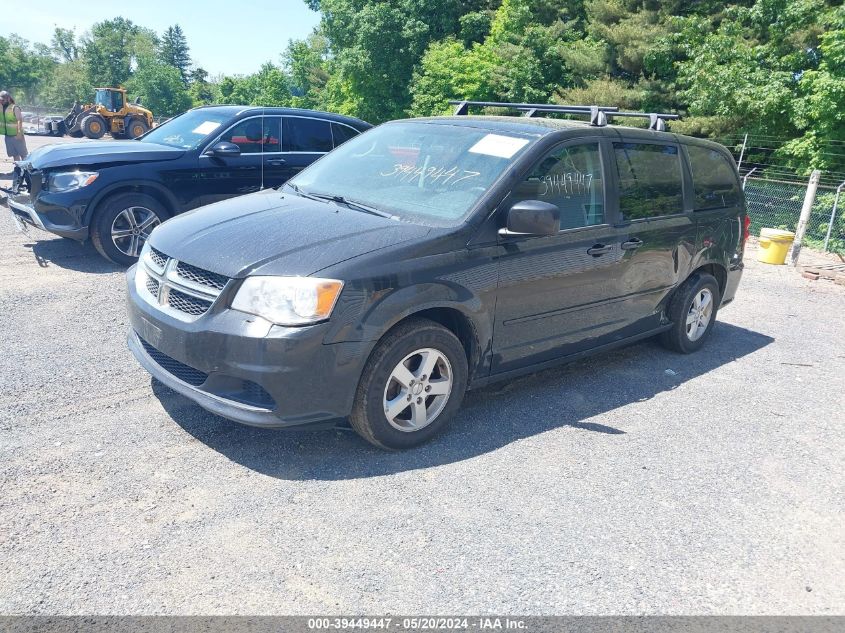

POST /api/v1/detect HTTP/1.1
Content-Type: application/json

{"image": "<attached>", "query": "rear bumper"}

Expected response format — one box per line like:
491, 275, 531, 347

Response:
125, 265, 372, 429
721, 260, 744, 307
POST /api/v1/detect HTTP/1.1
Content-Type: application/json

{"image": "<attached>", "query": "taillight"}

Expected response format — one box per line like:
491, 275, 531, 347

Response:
742, 215, 751, 242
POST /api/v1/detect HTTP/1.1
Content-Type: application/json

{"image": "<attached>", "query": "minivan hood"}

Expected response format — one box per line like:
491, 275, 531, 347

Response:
149, 188, 432, 278
24, 140, 185, 170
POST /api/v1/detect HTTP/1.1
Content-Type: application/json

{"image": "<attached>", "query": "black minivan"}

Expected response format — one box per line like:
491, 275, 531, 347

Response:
125, 103, 746, 449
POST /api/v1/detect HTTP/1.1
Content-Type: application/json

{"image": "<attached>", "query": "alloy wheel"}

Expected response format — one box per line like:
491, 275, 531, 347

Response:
685, 288, 714, 342
111, 206, 160, 257
383, 348, 453, 432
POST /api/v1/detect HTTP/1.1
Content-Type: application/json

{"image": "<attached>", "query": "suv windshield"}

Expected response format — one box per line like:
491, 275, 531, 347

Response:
288, 121, 534, 225
140, 110, 231, 149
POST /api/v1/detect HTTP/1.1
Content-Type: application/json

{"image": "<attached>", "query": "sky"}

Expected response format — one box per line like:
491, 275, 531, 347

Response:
6, 0, 322, 76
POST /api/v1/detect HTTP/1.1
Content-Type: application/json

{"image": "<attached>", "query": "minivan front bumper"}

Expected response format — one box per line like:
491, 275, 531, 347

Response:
125, 265, 372, 429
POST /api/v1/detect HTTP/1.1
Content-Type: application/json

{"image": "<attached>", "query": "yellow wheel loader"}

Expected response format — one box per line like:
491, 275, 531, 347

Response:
55, 88, 154, 140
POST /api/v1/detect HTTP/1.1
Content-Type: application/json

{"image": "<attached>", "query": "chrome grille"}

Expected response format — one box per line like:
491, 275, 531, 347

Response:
175, 261, 228, 291
149, 247, 167, 270
145, 276, 160, 298
141, 249, 229, 321
167, 289, 212, 316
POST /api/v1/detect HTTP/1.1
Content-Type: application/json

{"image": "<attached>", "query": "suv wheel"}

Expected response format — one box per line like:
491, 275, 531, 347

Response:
350, 318, 468, 450
660, 273, 721, 353
91, 193, 167, 266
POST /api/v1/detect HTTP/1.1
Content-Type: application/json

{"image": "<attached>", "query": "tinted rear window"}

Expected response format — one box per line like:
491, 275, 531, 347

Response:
332, 123, 359, 147
613, 142, 684, 219
284, 117, 333, 153
687, 145, 742, 210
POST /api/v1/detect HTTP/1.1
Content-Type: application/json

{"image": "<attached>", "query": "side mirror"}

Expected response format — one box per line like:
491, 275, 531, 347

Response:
499, 200, 560, 237
205, 141, 241, 158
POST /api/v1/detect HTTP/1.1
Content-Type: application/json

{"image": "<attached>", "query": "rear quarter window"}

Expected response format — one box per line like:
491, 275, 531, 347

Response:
687, 145, 742, 210
284, 117, 333, 153
613, 142, 684, 219
332, 122, 360, 148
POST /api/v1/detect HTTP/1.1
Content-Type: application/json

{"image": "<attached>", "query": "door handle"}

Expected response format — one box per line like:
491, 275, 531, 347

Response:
621, 238, 643, 250
267, 159, 287, 166
587, 244, 613, 257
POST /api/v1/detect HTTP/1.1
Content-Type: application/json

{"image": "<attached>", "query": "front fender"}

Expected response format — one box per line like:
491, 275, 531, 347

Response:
83, 178, 180, 225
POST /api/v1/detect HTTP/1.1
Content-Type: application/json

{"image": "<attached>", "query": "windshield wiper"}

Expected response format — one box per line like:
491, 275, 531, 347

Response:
306, 191, 397, 220
283, 182, 321, 202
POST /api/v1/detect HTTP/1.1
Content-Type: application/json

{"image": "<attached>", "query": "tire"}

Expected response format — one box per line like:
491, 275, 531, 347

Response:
350, 318, 469, 450
90, 193, 167, 266
81, 114, 107, 139
127, 118, 148, 139
660, 273, 721, 354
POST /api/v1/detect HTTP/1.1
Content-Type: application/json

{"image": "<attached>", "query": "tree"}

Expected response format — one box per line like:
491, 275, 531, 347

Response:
283, 32, 330, 109
40, 59, 93, 109
188, 67, 216, 106
0, 35, 56, 102
159, 25, 191, 85
314, 0, 492, 121
226, 63, 292, 107
51, 28, 79, 63
82, 17, 141, 87
127, 58, 192, 116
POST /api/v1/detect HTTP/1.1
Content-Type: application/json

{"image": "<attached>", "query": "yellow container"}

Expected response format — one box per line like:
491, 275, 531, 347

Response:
757, 228, 795, 265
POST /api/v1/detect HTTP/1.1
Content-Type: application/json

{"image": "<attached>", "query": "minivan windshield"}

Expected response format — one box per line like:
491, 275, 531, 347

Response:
288, 121, 535, 225
140, 110, 231, 149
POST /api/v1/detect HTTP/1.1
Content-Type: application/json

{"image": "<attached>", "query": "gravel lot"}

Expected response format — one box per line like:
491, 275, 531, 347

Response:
0, 176, 844, 614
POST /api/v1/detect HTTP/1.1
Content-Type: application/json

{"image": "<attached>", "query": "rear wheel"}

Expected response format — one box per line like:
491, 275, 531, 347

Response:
80, 114, 107, 139
127, 118, 148, 139
91, 193, 167, 266
350, 318, 468, 450
660, 273, 720, 353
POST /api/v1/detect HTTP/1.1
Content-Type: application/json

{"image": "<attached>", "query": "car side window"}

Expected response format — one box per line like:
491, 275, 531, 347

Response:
220, 117, 281, 154
687, 145, 742, 210
613, 142, 683, 219
511, 142, 605, 230
332, 122, 359, 148
284, 117, 333, 153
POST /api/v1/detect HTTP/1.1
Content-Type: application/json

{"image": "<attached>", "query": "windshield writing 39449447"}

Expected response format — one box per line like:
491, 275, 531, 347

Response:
380, 163, 482, 187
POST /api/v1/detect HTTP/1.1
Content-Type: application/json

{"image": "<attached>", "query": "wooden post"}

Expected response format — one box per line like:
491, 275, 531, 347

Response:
789, 170, 821, 266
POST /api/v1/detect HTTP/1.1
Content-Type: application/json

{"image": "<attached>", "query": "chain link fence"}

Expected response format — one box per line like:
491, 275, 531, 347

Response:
742, 177, 844, 254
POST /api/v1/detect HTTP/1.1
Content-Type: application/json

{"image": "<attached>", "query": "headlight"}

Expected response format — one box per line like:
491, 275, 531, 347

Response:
47, 170, 98, 193
231, 277, 344, 326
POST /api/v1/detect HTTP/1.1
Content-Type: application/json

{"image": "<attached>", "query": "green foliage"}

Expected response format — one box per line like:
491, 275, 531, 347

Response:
126, 59, 193, 117
39, 60, 93, 109
3, 0, 844, 182
82, 17, 142, 87
0, 35, 56, 102
159, 25, 191, 85
225, 63, 292, 107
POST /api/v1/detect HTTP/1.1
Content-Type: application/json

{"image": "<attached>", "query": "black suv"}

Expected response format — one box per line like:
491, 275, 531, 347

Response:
2, 106, 370, 264
125, 102, 746, 449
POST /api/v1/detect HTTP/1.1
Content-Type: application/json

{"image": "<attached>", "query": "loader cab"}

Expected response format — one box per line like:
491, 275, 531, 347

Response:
95, 88, 125, 113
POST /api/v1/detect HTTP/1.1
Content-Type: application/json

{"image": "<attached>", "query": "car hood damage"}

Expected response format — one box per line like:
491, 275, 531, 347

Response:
149, 188, 432, 278
22, 140, 185, 170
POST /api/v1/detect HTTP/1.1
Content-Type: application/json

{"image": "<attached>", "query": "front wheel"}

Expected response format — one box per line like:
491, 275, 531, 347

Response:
350, 318, 468, 450
90, 193, 167, 266
660, 273, 721, 353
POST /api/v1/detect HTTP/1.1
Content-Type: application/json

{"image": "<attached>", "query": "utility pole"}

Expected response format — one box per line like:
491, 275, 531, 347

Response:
789, 170, 821, 266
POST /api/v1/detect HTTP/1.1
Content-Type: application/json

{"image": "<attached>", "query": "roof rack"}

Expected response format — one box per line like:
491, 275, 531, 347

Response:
448, 100, 679, 131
